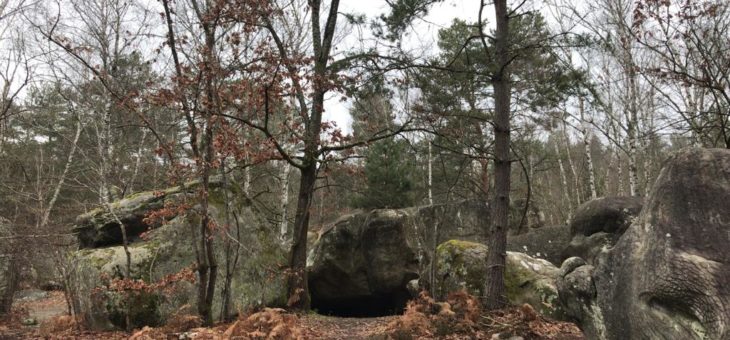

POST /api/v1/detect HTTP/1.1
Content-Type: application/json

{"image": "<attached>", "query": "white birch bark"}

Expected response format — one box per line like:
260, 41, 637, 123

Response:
427, 141, 433, 206
580, 98, 597, 200
621, 28, 640, 197
563, 121, 581, 204
126, 128, 148, 195
554, 133, 572, 222
616, 149, 624, 196
279, 161, 291, 241
40, 119, 82, 228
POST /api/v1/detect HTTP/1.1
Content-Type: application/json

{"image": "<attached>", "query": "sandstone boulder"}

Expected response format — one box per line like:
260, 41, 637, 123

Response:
71, 180, 287, 330
307, 199, 568, 317
307, 200, 489, 316
507, 225, 571, 265
561, 196, 642, 265
557, 148, 730, 339
433, 240, 565, 319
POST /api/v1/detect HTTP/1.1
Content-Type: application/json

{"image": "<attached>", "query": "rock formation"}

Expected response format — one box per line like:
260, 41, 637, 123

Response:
557, 148, 730, 339
433, 240, 564, 319
561, 196, 642, 264
507, 225, 571, 265
71, 179, 286, 330
307, 201, 488, 316
307, 200, 565, 317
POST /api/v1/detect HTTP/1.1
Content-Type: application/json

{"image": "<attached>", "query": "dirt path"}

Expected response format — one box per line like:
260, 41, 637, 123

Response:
19, 291, 68, 324
300, 314, 396, 339
0, 290, 69, 339
2, 291, 398, 339
2, 291, 582, 339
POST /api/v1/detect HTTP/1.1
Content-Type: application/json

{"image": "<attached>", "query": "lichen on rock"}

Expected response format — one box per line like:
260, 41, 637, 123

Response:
71, 180, 287, 330
432, 239, 565, 319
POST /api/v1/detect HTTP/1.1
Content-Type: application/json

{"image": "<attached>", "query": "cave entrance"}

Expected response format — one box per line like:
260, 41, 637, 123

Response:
311, 290, 410, 318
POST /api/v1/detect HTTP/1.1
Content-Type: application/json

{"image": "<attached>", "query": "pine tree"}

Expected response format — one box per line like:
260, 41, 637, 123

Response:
352, 137, 416, 209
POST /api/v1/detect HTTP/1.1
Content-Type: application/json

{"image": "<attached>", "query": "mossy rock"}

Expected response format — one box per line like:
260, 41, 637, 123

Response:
71, 182, 287, 331
433, 240, 566, 319
433, 240, 489, 300
105, 290, 162, 330
504, 251, 564, 319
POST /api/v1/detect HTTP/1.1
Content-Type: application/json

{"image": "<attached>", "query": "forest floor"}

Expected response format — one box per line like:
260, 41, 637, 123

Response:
0, 290, 583, 339
299, 314, 396, 339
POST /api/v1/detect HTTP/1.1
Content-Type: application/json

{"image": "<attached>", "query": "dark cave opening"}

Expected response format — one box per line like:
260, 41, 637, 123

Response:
311, 290, 411, 318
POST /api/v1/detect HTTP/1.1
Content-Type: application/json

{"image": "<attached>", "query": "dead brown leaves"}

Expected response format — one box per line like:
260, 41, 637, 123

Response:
223, 308, 304, 340
384, 291, 583, 340
480, 304, 583, 340
127, 308, 306, 340
38, 315, 78, 336
384, 290, 482, 339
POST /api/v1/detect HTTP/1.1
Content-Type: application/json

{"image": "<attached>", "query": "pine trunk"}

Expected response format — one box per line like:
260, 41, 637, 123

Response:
484, 0, 510, 311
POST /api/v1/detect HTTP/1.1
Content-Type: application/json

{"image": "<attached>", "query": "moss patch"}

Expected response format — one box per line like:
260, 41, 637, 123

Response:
434, 240, 488, 300
433, 240, 564, 319
105, 290, 162, 330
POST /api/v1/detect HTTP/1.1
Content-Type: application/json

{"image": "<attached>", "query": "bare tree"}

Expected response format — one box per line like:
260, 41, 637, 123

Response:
634, 0, 730, 148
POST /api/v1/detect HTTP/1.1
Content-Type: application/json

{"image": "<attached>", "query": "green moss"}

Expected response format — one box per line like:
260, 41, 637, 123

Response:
503, 257, 561, 318
435, 240, 489, 298
437, 239, 482, 253
504, 260, 535, 302
130, 246, 158, 282
79, 248, 115, 270
106, 290, 162, 330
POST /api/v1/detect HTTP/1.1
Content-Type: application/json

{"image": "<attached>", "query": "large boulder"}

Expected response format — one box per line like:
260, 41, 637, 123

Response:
507, 225, 571, 265
73, 185, 202, 249
0, 217, 17, 315
307, 200, 567, 316
433, 240, 565, 319
307, 209, 419, 317
557, 148, 730, 339
560, 197, 642, 264
71, 180, 287, 330
307, 200, 489, 316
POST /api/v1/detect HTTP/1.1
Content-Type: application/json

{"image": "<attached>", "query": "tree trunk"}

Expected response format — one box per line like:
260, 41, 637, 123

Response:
287, 162, 317, 310
563, 121, 581, 204
624, 41, 640, 197
41, 119, 82, 228
279, 161, 291, 242
627, 116, 639, 196
580, 98, 597, 200
616, 149, 624, 196
484, 0, 510, 311
428, 141, 433, 205
285, 0, 339, 311
196, 8, 219, 325
479, 159, 490, 199
554, 134, 572, 221
126, 128, 147, 195
219, 160, 240, 321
